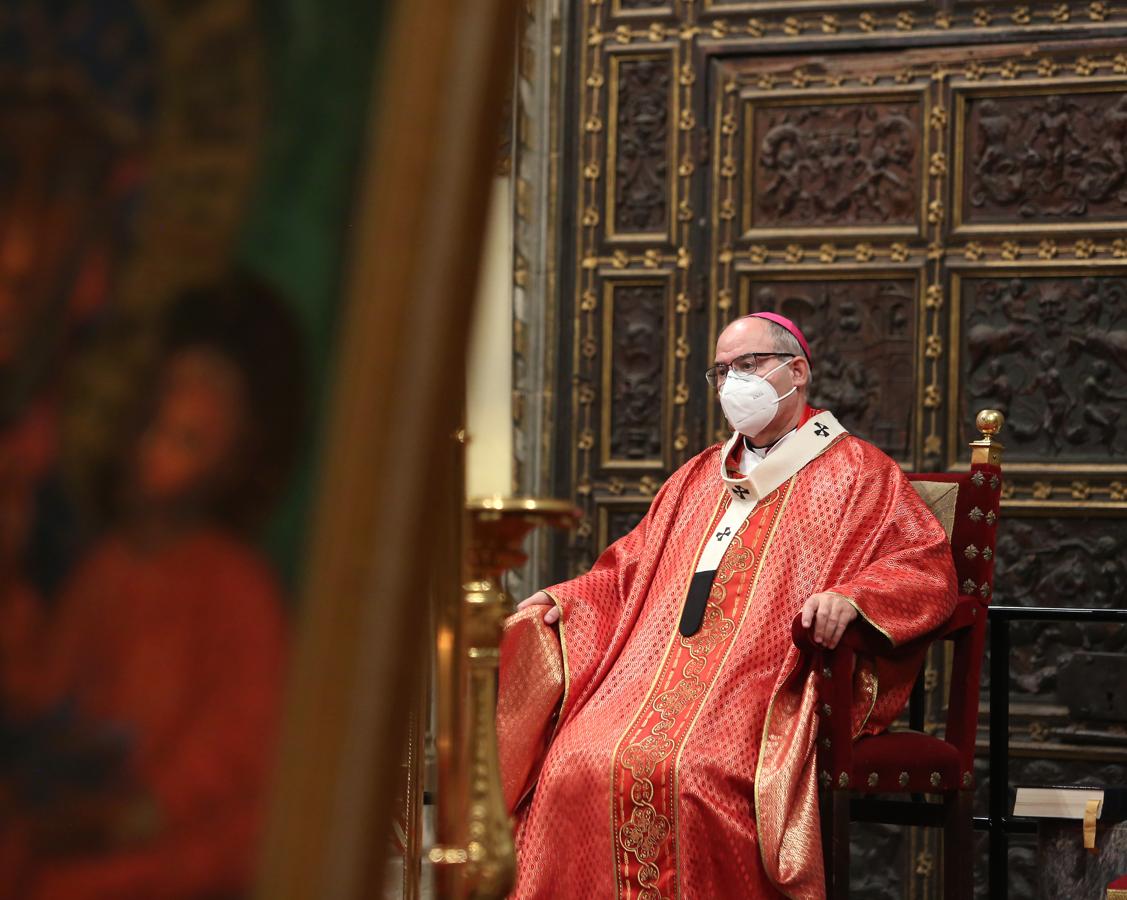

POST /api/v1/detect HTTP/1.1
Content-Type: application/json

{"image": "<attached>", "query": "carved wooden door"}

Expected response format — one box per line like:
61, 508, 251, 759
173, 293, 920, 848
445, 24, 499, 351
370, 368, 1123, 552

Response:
550, 2, 1127, 895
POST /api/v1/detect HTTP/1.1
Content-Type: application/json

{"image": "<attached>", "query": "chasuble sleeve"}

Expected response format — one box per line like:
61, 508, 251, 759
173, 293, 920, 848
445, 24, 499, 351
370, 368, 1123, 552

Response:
498, 473, 681, 812
538, 454, 703, 720
824, 442, 957, 647
498, 450, 710, 811
820, 441, 957, 739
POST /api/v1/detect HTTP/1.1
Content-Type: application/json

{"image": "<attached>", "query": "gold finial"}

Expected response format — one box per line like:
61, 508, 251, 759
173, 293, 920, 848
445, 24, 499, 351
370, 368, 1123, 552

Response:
970, 408, 1004, 467
976, 409, 1004, 439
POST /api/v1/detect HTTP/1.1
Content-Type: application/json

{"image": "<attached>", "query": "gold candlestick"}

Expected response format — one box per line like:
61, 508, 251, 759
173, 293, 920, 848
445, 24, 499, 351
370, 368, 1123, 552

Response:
431, 497, 578, 899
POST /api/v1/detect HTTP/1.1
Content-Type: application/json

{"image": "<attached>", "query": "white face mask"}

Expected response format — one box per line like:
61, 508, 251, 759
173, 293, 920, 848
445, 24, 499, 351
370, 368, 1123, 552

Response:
718, 359, 796, 438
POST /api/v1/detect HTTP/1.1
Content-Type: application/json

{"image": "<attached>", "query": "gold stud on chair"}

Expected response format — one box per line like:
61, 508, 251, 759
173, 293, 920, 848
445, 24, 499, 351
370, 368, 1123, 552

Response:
868, 772, 879, 788
930, 772, 942, 788
838, 772, 850, 789
899, 772, 910, 787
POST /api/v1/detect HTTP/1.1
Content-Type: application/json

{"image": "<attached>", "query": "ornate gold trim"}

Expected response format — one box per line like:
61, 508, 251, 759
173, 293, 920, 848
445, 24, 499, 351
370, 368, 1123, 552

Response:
587, 8, 1127, 43
671, 485, 791, 897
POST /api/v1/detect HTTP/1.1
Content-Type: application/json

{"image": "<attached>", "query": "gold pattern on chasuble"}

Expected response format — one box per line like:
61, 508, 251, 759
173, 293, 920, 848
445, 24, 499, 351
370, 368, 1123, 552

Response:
612, 490, 784, 900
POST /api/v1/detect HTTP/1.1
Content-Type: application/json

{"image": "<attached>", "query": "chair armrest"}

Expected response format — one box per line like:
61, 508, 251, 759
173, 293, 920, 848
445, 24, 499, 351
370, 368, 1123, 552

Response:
789, 595, 984, 785
790, 595, 979, 660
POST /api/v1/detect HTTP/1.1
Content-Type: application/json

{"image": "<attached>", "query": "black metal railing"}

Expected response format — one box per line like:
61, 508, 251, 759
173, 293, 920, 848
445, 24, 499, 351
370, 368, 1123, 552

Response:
981, 605, 1127, 900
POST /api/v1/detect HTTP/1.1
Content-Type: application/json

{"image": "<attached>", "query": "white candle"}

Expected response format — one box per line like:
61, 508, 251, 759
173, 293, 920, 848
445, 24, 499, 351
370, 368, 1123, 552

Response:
465, 177, 514, 499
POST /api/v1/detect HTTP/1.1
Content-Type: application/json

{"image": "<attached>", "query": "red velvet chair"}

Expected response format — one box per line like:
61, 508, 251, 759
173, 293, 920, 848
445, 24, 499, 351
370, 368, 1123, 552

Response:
792, 410, 1005, 900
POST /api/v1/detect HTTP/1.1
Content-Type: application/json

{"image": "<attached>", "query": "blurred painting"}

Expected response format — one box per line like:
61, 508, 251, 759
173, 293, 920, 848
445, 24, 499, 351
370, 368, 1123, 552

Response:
0, 1, 379, 898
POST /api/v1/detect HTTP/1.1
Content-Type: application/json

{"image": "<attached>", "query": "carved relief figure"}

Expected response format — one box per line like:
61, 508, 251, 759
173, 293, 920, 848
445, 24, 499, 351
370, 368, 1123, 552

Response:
614, 59, 669, 233
609, 284, 665, 460
964, 275, 1127, 458
752, 101, 920, 228
970, 360, 1015, 418
1012, 350, 1072, 453
966, 91, 1127, 222
1070, 360, 1127, 452
995, 520, 1127, 695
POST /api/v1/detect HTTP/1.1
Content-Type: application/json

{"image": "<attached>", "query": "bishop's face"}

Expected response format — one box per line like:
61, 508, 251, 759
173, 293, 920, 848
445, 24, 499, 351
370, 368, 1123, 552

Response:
713, 317, 808, 443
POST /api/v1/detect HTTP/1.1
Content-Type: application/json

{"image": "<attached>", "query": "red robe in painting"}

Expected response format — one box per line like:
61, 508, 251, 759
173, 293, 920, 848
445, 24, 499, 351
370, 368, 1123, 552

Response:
501, 410, 956, 900
0, 530, 286, 900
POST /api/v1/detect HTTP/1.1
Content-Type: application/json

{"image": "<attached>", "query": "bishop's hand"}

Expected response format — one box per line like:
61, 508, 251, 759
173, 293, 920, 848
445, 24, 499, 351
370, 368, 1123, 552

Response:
799, 591, 858, 649
516, 590, 560, 625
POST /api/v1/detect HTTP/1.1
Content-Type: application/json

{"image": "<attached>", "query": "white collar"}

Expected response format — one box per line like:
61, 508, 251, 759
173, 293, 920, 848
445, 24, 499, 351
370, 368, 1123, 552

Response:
720, 412, 848, 503
738, 429, 796, 476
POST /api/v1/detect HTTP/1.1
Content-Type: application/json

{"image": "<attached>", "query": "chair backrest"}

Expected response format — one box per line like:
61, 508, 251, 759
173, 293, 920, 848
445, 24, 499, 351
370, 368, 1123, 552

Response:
908, 467, 1001, 605
904, 427, 1003, 771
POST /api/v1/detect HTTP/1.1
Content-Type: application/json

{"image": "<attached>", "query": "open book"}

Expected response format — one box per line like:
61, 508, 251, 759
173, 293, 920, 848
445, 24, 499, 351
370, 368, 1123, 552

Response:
1014, 786, 1105, 820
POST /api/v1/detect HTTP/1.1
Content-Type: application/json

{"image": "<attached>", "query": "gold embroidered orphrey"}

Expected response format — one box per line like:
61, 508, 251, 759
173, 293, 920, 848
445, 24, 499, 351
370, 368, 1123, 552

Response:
611, 484, 791, 900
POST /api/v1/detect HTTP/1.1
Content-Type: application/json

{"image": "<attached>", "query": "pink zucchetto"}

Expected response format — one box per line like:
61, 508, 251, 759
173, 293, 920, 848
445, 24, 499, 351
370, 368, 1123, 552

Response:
746, 311, 812, 364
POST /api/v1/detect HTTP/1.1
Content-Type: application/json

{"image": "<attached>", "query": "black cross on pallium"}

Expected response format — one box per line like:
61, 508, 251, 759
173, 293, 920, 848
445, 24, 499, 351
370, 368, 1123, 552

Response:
813, 422, 830, 437
715, 526, 731, 542
731, 485, 749, 499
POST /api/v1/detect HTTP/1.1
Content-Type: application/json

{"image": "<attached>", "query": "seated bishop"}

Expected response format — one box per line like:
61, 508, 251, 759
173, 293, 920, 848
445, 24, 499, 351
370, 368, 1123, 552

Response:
500, 311, 957, 900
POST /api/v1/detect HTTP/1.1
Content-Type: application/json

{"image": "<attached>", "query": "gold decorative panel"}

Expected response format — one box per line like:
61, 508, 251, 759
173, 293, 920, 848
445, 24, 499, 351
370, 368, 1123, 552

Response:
711, 53, 946, 472
611, 0, 675, 17
949, 267, 1127, 508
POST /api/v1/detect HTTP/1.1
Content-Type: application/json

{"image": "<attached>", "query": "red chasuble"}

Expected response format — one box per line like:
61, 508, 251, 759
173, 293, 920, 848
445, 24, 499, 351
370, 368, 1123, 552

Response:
499, 408, 956, 900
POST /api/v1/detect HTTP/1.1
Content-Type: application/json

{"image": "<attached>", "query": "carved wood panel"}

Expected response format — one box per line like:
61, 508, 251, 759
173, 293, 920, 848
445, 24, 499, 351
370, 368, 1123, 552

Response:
954, 270, 1127, 462
955, 86, 1127, 231
602, 278, 670, 465
549, 4, 1127, 895
612, 0, 673, 13
992, 517, 1127, 692
745, 94, 925, 236
609, 54, 673, 239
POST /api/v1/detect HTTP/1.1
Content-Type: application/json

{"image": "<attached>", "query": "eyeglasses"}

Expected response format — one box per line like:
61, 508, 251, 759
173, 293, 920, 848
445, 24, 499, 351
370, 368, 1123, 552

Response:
704, 351, 795, 389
